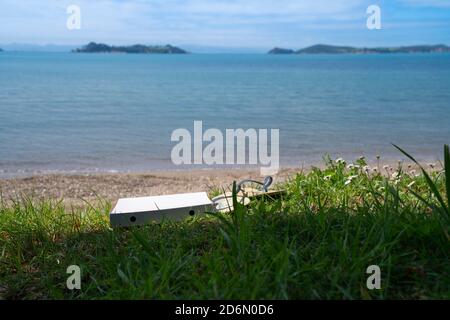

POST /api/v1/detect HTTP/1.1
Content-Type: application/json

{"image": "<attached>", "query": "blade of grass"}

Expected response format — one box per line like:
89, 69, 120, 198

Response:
444, 144, 450, 205
393, 143, 448, 215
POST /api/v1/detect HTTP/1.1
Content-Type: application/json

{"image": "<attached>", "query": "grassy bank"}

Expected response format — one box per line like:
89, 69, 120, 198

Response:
1, 149, 449, 299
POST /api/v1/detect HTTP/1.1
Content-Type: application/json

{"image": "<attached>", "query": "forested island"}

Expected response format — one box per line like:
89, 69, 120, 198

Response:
269, 44, 450, 54
73, 42, 188, 54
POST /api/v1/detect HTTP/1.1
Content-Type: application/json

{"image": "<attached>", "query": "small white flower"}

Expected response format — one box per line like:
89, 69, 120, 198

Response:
383, 165, 389, 170
391, 171, 400, 179
344, 175, 358, 186
428, 163, 436, 169
324, 175, 332, 181
372, 167, 378, 172
363, 165, 370, 172
347, 164, 355, 169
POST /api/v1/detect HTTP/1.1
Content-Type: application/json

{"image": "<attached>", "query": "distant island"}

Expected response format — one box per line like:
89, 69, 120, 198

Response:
268, 47, 295, 54
268, 44, 450, 54
73, 42, 188, 54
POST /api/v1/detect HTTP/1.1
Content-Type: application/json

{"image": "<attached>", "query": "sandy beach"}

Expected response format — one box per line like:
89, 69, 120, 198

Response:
0, 168, 298, 206
0, 157, 432, 207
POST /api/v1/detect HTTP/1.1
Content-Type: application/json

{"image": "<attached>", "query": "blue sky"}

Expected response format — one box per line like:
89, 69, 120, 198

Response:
1, 0, 450, 52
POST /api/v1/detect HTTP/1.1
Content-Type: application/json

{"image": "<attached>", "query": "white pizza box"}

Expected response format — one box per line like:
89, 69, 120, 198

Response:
110, 192, 214, 227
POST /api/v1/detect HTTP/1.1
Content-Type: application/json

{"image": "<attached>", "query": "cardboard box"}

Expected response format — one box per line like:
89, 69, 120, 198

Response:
110, 192, 214, 227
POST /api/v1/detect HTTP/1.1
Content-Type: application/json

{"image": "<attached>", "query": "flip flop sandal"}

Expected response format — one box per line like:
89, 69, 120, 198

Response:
211, 191, 251, 213
211, 176, 285, 213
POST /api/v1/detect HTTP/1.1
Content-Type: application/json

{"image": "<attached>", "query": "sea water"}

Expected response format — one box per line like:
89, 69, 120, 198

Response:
1, 52, 449, 176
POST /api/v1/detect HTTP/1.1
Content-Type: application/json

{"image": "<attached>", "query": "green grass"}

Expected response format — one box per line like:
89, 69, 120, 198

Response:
1, 148, 449, 299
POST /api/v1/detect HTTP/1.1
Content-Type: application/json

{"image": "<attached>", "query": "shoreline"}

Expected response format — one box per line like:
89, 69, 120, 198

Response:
0, 154, 442, 179
0, 157, 437, 206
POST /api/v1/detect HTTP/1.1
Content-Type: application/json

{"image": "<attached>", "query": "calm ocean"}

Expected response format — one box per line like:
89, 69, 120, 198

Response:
1, 52, 450, 176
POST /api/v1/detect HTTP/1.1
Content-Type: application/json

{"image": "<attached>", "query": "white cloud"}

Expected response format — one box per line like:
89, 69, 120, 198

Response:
400, 0, 450, 8
158, 0, 364, 16
0, 0, 368, 45
1, 0, 448, 47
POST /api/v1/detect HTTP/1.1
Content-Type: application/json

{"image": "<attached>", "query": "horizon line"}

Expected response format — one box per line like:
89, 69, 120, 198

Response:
2, 42, 449, 54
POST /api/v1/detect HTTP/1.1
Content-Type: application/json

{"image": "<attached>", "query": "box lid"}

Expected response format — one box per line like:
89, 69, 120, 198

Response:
111, 192, 213, 214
